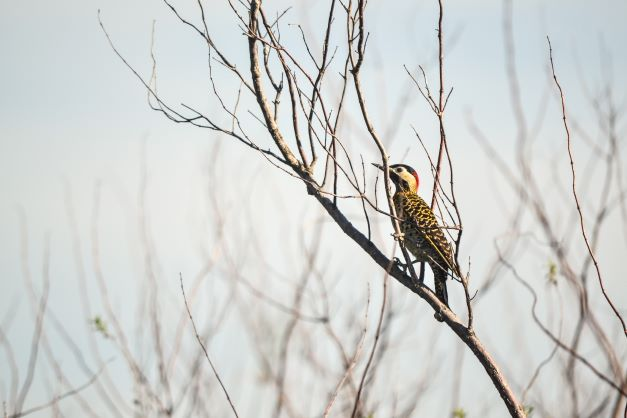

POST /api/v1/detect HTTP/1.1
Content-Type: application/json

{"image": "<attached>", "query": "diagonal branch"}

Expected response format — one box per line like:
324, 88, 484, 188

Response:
179, 274, 240, 418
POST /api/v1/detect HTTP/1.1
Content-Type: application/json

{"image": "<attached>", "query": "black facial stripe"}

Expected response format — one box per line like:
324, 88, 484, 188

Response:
390, 164, 415, 174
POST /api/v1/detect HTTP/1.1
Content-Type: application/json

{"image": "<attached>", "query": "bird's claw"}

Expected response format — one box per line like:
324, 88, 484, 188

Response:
392, 232, 405, 242
393, 257, 408, 273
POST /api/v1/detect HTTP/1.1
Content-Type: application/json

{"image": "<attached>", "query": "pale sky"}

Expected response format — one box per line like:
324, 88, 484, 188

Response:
1, 0, 626, 416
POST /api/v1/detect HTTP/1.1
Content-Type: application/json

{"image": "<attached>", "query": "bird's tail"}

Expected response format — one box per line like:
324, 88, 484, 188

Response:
433, 267, 449, 308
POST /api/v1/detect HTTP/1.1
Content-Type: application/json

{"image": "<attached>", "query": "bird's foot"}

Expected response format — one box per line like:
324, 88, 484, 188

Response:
391, 232, 405, 242
393, 257, 408, 273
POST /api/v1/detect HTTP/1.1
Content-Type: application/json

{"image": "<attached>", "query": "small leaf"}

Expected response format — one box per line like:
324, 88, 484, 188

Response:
452, 408, 466, 418
90, 315, 110, 339
523, 404, 534, 417
546, 260, 558, 285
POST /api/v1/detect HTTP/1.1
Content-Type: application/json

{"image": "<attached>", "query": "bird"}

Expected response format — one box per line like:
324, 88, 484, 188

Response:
373, 162, 459, 320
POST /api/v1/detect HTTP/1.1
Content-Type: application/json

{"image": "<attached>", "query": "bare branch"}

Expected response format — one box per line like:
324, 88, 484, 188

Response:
9, 364, 108, 418
350, 271, 388, 417
179, 274, 240, 418
547, 37, 627, 338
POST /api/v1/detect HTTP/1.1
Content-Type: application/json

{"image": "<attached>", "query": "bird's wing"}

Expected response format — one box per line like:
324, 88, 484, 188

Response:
401, 194, 458, 274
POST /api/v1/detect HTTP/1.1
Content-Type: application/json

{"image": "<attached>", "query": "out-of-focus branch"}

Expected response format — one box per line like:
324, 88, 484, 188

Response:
90, 183, 168, 415
179, 274, 240, 418
272, 229, 321, 417
497, 243, 626, 397
14, 227, 50, 417
63, 183, 127, 417
8, 365, 106, 418
547, 37, 627, 338
322, 289, 370, 418
0, 325, 19, 410
350, 271, 388, 418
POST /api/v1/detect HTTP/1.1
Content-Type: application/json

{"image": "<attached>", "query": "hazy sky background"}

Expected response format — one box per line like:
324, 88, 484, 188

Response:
1, 0, 626, 416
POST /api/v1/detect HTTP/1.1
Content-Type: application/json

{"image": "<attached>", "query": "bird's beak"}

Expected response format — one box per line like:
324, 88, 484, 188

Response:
372, 162, 384, 171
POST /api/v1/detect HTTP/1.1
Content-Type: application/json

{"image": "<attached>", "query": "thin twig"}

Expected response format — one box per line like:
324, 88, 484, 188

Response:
13, 269, 49, 416
179, 274, 240, 418
323, 287, 371, 418
497, 244, 626, 396
547, 37, 627, 338
430, 0, 447, 210
350, 271, 388, 418
9, 363, 108, 418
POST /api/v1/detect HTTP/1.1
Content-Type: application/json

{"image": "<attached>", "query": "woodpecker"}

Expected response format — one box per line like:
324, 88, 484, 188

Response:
373, 163, 459, 319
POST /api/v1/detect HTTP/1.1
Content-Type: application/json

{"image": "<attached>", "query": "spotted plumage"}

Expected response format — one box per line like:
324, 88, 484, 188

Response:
374, 163, 459, 317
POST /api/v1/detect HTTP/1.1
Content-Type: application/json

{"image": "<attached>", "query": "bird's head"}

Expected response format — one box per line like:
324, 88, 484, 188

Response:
372, 163, 420, 193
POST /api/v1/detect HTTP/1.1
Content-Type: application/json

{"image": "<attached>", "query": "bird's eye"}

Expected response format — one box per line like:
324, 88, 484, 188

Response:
396, 167, 403, 173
